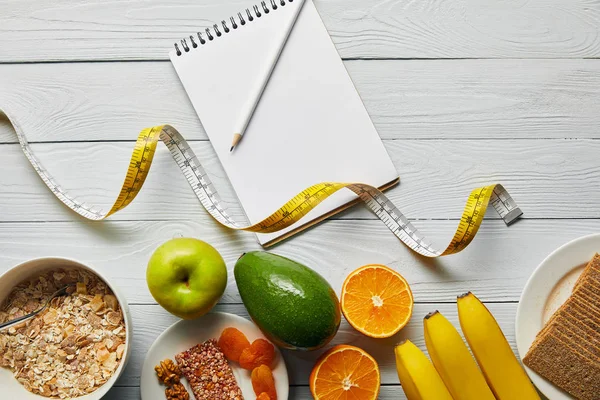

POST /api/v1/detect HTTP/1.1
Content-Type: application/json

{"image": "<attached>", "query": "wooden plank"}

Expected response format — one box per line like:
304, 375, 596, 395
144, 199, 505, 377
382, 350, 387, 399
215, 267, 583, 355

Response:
1, 219, 599, 304
1, 139, 599, 222
0, 0, 598, 62
289, 386, 407, 399
104, 384, 411, 399
108, 303, 518, 387
2, 60, 600, 143
104, 387, 139, 400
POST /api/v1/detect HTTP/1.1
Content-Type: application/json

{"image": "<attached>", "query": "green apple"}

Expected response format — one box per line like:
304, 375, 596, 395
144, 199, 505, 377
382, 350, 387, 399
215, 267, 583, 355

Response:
146, 238, 227, 319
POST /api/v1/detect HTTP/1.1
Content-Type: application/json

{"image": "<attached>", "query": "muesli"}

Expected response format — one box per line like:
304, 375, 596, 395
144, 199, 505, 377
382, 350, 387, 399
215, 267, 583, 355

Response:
0, 268, 126, 398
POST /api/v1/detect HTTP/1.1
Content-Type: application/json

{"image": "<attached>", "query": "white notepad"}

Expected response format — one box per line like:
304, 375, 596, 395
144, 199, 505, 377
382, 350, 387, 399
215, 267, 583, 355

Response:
170, 0, 398, 246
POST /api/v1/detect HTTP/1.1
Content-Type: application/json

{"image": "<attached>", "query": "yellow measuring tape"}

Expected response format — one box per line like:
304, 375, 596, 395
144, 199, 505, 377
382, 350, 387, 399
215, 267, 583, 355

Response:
4, 109, 522, 257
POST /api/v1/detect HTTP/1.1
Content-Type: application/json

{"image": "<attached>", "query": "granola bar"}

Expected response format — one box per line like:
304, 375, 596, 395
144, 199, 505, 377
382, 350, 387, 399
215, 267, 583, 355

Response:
175, 339, 243, 400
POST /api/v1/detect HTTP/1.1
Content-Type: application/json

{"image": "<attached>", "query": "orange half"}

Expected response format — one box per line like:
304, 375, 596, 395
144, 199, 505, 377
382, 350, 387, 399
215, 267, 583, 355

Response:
310, 345, 380, 400
341, 264, 413, 338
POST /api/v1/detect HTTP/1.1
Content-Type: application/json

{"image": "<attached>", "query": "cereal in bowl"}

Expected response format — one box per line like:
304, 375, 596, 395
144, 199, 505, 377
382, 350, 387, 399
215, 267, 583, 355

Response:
0, 268, 126, 398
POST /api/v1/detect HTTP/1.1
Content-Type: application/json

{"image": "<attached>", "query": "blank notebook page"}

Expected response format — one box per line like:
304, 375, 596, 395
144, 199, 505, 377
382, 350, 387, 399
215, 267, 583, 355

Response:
170, 0, 398, 246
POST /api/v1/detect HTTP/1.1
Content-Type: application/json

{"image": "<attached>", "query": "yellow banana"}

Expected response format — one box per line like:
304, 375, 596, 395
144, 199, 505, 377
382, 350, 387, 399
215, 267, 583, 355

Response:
457, 292, 540, 400
394, 340, 453, 400
424, 310, 495, 400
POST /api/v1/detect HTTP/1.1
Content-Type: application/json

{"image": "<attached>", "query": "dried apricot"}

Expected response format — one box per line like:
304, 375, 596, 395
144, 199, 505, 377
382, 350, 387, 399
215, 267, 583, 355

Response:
257, 393, 271, 400
251, 365, 277, 400
218, 327, 251, 362
239, 338, 275, 370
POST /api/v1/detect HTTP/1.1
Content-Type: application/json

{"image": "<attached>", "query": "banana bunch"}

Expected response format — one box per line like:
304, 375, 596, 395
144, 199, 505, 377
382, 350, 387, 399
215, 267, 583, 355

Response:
394, 292, 540, 400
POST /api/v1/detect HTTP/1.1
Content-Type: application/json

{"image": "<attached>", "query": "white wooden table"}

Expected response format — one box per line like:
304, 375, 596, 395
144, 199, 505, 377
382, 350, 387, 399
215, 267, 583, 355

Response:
1, 0, 599, 398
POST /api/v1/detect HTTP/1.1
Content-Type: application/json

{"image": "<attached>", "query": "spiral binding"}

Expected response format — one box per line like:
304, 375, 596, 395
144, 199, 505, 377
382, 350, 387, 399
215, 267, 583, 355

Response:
175, 0, 294, 56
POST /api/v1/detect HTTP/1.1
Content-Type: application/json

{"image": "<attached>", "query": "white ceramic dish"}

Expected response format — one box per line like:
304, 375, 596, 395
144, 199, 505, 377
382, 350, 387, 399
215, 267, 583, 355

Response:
516, 233, 600, 400
0, 257, 132, 400
141, 312, 289, 400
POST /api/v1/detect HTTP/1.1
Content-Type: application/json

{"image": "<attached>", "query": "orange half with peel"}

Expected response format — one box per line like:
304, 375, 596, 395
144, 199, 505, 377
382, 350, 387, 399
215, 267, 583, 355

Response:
310, 345, 380, 400
341, 264, 413, 338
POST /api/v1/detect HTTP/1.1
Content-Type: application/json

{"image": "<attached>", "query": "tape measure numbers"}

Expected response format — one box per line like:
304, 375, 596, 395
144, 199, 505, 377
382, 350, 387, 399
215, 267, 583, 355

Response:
4, 108, 522, 257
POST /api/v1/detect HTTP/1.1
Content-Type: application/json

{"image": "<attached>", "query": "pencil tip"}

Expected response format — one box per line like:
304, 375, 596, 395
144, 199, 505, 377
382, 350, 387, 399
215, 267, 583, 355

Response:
230, 133, 242, 153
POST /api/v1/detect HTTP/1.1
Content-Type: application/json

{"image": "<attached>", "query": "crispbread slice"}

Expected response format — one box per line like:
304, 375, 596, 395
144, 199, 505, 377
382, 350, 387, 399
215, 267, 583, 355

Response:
523, 333, 600, 400
556, 311, 600, 343
575, 286, 600, 307
523, 254, 600, 399
573, 290, 600, 313
561, 298, 600, 330
532, 292, 600, 353
583, 253, 600, 271
532, 300, 573, 348
575, 282, 600, 299
529, 318, 556, 351
537, 258, 600, 339
570, 296, 600, 319
575, 282, 600, 298
580, 262, 600, 280
538, 307, 600, 359
575, 272, 600, 293
574, 253, 600, 291
572, 297, 600, 324
533, 300, 566, 343
573, 254, 598, 290
552, 316, 600, 358
568, 297, 600, 325
577, 277, 600, 296
574, 253, 600, 286
548, 330, 600, 368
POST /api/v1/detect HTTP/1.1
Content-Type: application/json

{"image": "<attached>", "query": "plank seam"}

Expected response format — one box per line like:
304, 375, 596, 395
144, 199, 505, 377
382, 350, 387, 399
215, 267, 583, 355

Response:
2, 137, 600, 145
0, 217, 598, 224
0, 57, 599, 65
126, 301, 518, 306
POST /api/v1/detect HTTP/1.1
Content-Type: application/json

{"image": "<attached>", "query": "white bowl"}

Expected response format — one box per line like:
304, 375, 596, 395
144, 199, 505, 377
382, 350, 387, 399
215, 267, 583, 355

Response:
0, 257, 132, 400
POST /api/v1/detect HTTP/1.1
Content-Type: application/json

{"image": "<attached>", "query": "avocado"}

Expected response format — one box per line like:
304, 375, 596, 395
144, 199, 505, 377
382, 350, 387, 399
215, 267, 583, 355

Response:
235, 251, 341, 350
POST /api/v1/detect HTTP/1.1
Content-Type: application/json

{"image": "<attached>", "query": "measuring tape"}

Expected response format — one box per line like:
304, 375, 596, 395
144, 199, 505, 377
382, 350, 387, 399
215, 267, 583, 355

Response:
3, 108, 522, 257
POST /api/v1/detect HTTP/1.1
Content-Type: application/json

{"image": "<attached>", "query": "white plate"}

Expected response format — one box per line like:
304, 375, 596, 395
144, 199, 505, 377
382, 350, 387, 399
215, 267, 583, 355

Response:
141, 312, 289, 400
516, 233, 600, 400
